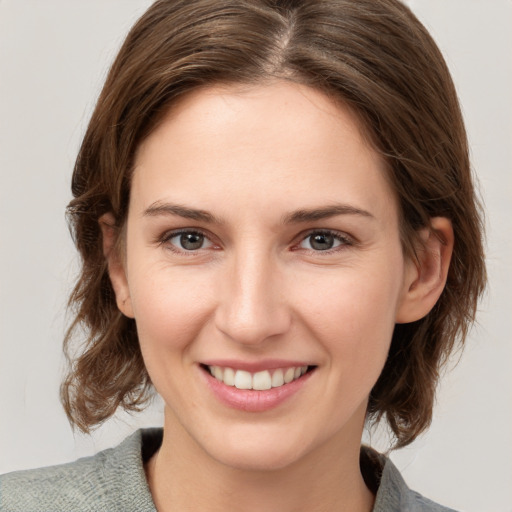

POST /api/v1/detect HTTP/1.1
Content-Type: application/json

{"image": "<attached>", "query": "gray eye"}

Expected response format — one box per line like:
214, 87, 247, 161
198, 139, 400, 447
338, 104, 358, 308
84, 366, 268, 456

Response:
310, 233, 334, 250
169, 232, 212, 251
300, 232, 343, 251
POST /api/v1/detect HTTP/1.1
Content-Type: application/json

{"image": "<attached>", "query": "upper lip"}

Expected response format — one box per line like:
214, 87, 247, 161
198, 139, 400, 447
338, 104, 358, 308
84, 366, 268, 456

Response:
200, 359, 313, 373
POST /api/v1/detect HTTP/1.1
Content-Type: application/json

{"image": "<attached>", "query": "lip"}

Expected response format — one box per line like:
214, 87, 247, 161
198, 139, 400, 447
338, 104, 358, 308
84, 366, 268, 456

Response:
200, 359, 311, 373
199, 361, 315, 412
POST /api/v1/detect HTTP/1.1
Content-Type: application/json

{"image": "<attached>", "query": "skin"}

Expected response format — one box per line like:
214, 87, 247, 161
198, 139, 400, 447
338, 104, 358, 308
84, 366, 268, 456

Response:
103, 81, 453, 512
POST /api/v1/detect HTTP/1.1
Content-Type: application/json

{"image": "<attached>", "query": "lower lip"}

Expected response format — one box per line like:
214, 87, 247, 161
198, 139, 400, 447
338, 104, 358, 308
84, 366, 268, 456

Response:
201, 367, 314, 412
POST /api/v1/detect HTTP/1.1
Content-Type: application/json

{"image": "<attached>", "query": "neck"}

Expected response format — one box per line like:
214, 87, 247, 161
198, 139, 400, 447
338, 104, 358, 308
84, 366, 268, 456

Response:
146, 410, 374, 512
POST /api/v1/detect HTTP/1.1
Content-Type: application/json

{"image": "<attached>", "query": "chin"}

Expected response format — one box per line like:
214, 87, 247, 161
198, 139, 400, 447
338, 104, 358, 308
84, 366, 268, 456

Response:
210, 443, 306, 472
197, 424, 323, 473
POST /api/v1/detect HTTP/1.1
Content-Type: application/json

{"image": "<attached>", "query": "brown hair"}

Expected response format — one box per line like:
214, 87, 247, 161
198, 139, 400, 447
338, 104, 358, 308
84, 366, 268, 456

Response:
62, 0, 486, 448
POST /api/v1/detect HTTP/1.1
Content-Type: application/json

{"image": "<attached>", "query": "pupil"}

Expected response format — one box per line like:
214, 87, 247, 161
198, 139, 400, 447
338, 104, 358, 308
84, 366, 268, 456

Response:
310, 233, 334, 250
180, 232, 203, 250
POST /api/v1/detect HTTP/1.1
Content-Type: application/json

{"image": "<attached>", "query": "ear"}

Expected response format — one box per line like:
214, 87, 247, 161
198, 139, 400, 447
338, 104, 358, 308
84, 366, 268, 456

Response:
99, 213, 134, 318
395, 217, 454, 324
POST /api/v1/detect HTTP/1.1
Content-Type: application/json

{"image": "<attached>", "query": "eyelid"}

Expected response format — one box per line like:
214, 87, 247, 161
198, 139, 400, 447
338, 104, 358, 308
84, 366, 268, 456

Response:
155, 227, 356, 255
158, 227, 219, 254
292, 228, 355, 253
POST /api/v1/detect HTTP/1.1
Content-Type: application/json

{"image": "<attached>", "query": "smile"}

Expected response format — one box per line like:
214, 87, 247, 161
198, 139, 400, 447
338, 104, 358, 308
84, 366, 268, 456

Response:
207, 365, 309, 390
201, 362, 316, 411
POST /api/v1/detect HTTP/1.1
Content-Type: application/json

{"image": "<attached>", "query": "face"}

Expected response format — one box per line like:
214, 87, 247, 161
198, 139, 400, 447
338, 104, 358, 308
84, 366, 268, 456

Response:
111, 81, 419, 471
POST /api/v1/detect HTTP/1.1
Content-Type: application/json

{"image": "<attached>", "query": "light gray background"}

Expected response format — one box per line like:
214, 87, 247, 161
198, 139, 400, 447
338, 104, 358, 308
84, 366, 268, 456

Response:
0, 1, 511, 511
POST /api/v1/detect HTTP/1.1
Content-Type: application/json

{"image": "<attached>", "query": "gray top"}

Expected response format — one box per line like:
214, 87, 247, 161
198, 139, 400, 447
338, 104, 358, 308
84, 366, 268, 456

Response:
0, 428, 456, 512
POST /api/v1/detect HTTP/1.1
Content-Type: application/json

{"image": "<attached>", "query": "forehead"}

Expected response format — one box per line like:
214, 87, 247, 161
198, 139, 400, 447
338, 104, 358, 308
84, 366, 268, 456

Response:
131, 81, 397, 224
138, 81, 375, 164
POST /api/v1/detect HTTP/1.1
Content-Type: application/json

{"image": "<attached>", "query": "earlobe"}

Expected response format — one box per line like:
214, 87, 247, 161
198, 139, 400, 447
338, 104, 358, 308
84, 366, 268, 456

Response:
395, 217, 454, 324
99, 213, 135, 319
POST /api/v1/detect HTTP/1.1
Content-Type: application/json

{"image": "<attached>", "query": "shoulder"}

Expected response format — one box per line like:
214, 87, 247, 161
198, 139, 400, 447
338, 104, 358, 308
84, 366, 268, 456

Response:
1, 449, 113, 511
0, 428, 161, 512
361, 446, 458, 512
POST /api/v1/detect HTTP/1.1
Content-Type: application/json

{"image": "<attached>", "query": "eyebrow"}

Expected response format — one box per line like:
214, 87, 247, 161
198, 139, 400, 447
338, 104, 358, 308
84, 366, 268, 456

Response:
282, 204, 374, 224
143, 201, 374, 224
143, 202, 223, 223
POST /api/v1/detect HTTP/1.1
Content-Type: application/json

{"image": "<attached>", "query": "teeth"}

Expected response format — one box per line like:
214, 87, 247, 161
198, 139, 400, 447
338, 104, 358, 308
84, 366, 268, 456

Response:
208, 365, 309, 390
284, 367, 295, 384
253, 370, 272, 390
223, 367, 235, 386
213, 366, 223, 380
271, 369, 284, 387
234, 370, 253, 389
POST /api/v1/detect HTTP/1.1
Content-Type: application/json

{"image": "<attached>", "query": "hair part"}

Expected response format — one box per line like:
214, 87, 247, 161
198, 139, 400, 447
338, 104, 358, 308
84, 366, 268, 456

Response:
62, 0, 486, 447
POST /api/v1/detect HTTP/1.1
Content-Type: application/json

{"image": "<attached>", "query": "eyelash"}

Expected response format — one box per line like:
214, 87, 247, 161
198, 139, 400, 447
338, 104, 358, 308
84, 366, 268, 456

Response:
158, 229, 216, 256
158, 228, 354, 256
294, 229, 354, 254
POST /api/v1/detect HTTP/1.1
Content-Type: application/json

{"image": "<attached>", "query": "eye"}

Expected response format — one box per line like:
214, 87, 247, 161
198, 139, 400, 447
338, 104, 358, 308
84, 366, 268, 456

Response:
298, 230, 350, 251
167, 231, 214, 251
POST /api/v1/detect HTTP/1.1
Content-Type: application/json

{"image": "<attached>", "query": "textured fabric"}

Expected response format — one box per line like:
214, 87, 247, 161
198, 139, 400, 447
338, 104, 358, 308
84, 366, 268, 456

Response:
0, 428, 456, 512
368, 451, 457, 512
0, 429, 157, 512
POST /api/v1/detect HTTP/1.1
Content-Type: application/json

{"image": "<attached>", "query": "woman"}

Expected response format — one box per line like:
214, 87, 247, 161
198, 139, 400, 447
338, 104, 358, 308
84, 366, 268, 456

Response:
0, 1, 486, 511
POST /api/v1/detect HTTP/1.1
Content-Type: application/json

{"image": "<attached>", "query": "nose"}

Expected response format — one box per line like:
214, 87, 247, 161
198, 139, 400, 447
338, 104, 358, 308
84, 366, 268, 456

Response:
214, 249, 291, 346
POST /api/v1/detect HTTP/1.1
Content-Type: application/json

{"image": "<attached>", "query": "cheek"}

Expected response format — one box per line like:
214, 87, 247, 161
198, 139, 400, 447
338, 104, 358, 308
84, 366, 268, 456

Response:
294, 261, 403, 372
128, 269, 217, 407
128, 266, 215, 356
